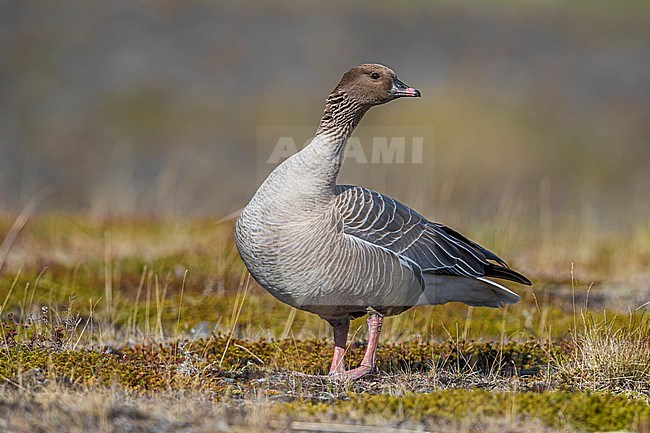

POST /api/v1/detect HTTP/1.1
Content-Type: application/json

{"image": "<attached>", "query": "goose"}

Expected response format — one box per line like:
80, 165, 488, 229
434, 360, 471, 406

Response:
234, 63, 531, 380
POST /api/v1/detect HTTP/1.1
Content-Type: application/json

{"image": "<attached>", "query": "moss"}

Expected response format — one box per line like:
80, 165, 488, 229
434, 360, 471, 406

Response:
282, 390, 650, 432
0, 327, 562, 395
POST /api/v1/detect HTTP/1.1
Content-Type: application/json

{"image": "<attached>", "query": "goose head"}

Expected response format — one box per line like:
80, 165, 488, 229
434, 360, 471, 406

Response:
318, 64, 420, 138
331, 63, 421, 108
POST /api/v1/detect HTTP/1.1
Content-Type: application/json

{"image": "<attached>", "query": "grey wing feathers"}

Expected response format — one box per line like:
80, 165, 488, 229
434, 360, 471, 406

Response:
334, 185, 531, 285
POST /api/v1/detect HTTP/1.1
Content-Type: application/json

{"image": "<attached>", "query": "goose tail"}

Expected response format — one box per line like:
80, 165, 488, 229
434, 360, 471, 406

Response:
417, 274, 521, 308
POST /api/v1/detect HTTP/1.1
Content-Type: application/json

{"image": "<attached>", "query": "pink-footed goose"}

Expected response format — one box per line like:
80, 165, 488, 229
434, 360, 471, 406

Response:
235, 63, 531, 380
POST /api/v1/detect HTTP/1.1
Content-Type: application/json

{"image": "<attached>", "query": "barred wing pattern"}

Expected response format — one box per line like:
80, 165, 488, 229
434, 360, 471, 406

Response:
334, 185, 531, 285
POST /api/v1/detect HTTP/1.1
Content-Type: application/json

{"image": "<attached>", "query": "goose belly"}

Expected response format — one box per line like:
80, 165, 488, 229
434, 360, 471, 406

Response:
235, 209, 422, 319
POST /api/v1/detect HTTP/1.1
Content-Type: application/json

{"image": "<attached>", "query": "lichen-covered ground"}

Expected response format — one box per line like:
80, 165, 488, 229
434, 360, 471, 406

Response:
0, 216, 648, 432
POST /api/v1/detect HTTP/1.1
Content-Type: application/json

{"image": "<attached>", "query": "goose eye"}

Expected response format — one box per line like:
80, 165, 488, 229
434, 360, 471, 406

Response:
370, 72, 380, 80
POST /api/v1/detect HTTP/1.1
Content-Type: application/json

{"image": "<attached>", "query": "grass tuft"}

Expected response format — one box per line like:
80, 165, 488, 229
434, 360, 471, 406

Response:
556, 313, 650, 398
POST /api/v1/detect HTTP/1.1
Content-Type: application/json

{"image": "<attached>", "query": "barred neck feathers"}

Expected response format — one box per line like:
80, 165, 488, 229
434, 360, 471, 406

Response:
315, 91, 369, 143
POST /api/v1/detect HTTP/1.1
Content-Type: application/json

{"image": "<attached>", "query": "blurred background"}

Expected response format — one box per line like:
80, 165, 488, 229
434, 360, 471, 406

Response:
1, 1, 649, 233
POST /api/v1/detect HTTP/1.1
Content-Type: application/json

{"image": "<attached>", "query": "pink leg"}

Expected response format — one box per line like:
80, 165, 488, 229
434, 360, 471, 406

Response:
329, 320, 349, 375
331, 314, 383, 380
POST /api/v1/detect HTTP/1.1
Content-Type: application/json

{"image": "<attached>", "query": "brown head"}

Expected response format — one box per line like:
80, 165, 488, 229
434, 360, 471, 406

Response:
317, 64, 420, 138
331, 63, 420, 107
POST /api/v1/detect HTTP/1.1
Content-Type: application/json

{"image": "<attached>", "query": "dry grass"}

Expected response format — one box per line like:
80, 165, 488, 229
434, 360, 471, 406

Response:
0, 383, 593, 433
557, 313, 650, 398
0, 384, 278, 433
